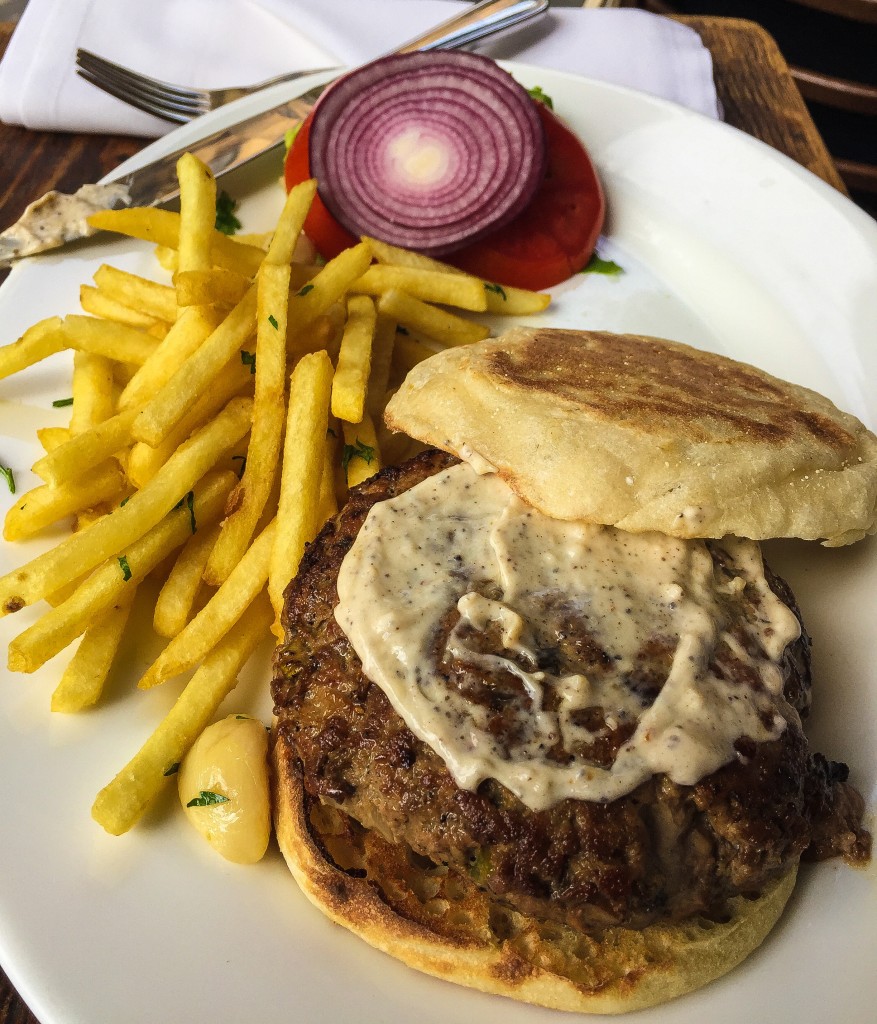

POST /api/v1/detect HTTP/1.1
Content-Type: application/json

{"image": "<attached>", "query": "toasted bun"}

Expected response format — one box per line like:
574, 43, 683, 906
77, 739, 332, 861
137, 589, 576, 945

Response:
273, 731, 797, 1014
385, 328, 877, 546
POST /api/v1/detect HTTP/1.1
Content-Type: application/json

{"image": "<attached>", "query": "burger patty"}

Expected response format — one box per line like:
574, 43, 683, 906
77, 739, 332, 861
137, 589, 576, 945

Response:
272, 449, 871, 934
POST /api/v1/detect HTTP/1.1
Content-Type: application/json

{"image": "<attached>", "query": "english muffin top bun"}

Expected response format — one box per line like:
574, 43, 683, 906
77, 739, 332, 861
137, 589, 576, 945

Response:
272, 329, 872, 1015
385, 327, 877, 545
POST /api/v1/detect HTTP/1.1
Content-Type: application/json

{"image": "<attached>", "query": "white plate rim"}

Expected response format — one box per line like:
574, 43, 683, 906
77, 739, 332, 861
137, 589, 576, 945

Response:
0, 62, 874, 1024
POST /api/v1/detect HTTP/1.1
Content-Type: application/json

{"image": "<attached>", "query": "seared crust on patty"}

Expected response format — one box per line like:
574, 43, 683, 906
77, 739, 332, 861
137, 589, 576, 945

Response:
272, 450, 870, 938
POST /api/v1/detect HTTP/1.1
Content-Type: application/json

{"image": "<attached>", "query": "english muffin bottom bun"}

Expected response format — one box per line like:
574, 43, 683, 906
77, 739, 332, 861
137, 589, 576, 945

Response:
271, 331, 872, 1013
273, 727, 797, 1015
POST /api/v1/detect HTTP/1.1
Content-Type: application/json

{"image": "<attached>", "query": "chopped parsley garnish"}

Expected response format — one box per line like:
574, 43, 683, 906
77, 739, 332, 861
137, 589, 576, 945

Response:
581, 254, 623, 276
120, 496, 130, 507
267, 314, 279, 330
342, 439, 376, 472
118, 555, 132, 581
484, 282, 507, 301
184, 491, 196, 533
231, 454, 247, 479
215, 191, 241, 236
174, 490, 196, 532
163, 762, 180, 777
234, 714, 250, 720
326, 427, 337, 438
52, 397, 73, 408
241, 350, 257, 374
0, 466, 15, 494
187, 791, 229, 807
527, 85, 554, 110
296, 283, 314, 297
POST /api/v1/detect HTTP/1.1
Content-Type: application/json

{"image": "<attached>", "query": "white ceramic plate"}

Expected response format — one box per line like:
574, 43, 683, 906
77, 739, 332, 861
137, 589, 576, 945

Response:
0, 64, 875, 1024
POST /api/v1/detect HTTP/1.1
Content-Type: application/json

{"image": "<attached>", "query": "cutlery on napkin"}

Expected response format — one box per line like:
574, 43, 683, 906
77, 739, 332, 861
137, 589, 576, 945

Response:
0, 0, 719, 137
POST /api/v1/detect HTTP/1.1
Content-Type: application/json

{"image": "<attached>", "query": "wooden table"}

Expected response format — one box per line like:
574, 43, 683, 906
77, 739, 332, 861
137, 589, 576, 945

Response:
0, 14, 849, 1024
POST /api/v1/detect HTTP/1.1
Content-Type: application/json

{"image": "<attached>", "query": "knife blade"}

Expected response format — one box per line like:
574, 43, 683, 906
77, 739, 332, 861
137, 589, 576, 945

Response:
0, 0, 549, 268
0, 82, 326, 269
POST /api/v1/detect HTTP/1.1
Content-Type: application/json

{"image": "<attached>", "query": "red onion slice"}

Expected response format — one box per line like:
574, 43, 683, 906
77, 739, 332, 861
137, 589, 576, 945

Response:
308, 52, 547, 256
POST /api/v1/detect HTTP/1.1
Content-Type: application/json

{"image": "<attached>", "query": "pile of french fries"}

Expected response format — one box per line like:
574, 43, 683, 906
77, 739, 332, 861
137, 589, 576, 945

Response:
0, 153, 550, 840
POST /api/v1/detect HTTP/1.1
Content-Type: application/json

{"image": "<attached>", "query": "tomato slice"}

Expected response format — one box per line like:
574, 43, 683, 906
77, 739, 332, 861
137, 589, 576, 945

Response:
284, 112, 357, 258
283, 104, 604, 291
449, 105, 605, 291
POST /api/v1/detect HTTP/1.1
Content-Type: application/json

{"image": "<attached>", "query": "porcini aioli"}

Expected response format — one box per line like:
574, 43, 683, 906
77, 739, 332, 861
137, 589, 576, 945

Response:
335, 463, 802, 811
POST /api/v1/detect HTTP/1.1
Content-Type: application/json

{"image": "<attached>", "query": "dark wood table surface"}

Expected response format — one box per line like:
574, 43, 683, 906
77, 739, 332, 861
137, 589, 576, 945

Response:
0, 14, 853, 1024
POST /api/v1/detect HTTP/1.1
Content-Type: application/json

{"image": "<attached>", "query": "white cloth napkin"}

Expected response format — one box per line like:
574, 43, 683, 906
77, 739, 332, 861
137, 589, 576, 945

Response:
0, 0, 719, 138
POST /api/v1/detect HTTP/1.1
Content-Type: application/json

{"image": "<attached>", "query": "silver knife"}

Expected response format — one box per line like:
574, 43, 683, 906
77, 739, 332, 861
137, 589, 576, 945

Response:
0, 0, 548, 269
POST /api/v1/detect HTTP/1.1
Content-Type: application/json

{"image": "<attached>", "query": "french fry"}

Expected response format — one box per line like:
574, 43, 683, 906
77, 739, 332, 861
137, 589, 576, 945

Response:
364, 235, 442, 272
140, 518, 275, 688
93, 264, 178, 322
287, 241, 372, 352
331, 295, 376, 424
132, 286, 257, 447
0, 399, 252, 615
63, 316, 159, 366
342, 415, 382, 488
269, 351, 333, 623
176, 152, 217, 276
0, 169, 560, 844
69, 351, 115, 435
79, 285, 163, 328
3, 460, 125, 542
479, 279, 551, 316
118, 304, 221, 411
317, 432, 338, 524
50, 588, 137, 712
154, 244, 178, 273
265, 179, 317, 266
237, 231, 272, 251
87, 207, 265, 277
364, 235, 550, 315
74, 505, 111, 533
350, 265, 487, 312
45, 570, 91, 609
6, 471, 235, 672
365, 314, 396, 418
288, 263, 321, 293
377, 289, 490, 348
204, 262, 289, 585
32, 407, 140, 487
91, 592, 273, 836
0, 317, 64, 380
126, 358, 253, 488
153, 522, 221, 638
392, 331, 441, 375
36, 426, 70, 454
289, 304, 345, 362
173, 268, 251, 309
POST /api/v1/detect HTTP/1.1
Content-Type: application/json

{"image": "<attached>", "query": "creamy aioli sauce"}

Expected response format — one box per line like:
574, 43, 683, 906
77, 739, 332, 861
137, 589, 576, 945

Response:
335, 463, 802, 811
0, 183, 131, 262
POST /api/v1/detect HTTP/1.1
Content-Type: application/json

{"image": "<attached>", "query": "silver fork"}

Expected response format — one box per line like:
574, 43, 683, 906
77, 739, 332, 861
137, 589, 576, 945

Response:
75, 0, 549, 124
75, 52, 337, 123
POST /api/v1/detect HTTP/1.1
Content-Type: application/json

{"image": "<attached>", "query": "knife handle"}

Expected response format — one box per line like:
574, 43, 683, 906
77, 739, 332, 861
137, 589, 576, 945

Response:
393, 0, 549, 54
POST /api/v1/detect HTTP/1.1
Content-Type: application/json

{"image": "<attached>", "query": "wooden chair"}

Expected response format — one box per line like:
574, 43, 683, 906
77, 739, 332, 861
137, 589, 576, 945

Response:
631, 0, 877, 217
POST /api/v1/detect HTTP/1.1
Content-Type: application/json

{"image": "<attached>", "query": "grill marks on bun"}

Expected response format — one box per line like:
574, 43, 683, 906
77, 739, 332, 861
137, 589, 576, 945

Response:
487, 331, 857, 449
